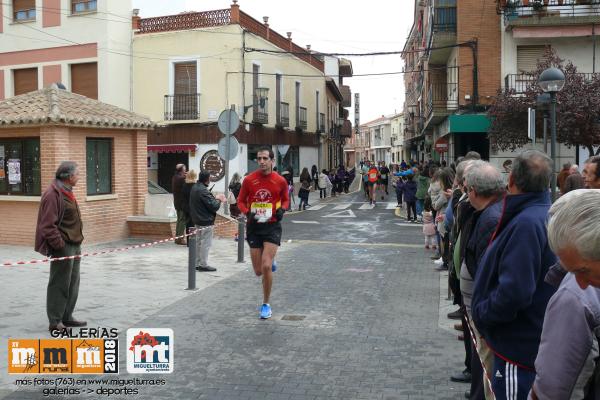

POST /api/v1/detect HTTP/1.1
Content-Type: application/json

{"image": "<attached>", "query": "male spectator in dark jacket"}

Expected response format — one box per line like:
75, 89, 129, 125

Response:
35, 161, 86, 333
172, 164, 187, 245
583, 155, 600, 189
472, 150, 558, 400
189, 171, 226, 272
461, 160, 506, 400
530, 189, 600, 400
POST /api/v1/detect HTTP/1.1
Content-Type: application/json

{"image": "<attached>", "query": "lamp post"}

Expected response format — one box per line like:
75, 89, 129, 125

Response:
538, 67, 565, 201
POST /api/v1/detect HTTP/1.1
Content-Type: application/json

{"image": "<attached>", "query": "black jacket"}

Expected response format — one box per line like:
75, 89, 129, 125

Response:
189, 182, 221, 226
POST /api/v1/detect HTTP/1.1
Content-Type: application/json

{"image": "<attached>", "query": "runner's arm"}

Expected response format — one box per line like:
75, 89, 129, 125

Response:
237, 181, 249, 215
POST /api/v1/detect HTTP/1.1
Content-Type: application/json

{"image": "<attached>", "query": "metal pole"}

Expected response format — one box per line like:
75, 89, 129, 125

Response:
237, 218, 245, 263
543, 115, 548, 154
550, 93, 558, 201
223, 106, 233, 216
186, 230, 197, 290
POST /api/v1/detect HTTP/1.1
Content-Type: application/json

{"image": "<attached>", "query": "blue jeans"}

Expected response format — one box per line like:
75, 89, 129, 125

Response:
416, 199, 424, 217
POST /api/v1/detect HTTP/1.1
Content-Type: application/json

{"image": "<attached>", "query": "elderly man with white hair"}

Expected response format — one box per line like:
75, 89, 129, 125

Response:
530, 189, 600, 400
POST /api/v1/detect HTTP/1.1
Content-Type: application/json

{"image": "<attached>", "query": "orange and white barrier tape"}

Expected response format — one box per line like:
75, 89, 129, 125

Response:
2, 218, 240, 267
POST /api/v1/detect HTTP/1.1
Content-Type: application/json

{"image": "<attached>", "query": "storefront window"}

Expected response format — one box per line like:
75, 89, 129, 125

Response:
0, 138, 41, 196
277, 146, 299, 177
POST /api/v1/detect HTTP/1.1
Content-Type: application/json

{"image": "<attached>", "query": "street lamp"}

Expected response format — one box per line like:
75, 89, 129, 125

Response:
538, 67, 565, 201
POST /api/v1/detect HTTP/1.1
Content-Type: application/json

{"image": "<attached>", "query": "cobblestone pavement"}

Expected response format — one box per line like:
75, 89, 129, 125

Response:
1, 188, 468, 400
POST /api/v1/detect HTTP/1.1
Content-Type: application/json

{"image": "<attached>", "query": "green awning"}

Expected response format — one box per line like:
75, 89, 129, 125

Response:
448, 114, 490, 134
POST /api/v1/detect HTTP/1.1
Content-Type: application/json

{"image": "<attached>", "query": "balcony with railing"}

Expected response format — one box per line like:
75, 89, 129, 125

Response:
277, 102, 289, 127
505, 72, 598, 93
428, 0, 457, 63
296, 107, 307, 131
424, 82, 458, 123
164, 94, 200, 121
318, 113, 325, 133
252, 95, 268, 124
499, 0, 600, 26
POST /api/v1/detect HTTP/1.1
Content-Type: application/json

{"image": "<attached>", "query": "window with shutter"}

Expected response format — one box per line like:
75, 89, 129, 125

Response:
13, 0, 36, 21
517, 46, 547, 74
0, 138, 40, 195
86, 138, 112, 195
173, 62, 197, 120
13, 68, 38, 96
71, 62, 98, 99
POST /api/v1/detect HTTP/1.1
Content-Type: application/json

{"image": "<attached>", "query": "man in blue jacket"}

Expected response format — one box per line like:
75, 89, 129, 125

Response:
471, 150, 557, 400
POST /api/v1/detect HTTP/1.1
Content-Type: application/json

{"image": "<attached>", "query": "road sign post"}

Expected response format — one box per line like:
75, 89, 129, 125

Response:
217, 107, 240, 216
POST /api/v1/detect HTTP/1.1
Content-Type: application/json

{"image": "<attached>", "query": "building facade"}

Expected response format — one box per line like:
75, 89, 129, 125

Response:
403, 0, 500, 163
0, 0, 132, 109
390, 112, 405, 164
495, 0, 598, 168
133, 2, 353, 192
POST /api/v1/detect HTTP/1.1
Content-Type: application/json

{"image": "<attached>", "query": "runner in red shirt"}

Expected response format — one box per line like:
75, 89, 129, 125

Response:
237, 146, 289, 319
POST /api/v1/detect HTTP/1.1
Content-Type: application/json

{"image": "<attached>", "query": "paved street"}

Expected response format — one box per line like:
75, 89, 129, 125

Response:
1, 188, 467, 400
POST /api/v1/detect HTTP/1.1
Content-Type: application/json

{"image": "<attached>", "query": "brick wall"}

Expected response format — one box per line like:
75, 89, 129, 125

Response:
457, 0, 501, 107
0, 125, 148, 246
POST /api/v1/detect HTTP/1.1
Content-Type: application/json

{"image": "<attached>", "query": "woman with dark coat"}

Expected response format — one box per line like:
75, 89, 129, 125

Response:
181, 170, 197, 245
228, 172, 242, 218
311, 165, 319, 191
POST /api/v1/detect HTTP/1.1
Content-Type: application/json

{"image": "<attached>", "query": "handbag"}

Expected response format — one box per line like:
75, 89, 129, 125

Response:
227, 191, 237, 205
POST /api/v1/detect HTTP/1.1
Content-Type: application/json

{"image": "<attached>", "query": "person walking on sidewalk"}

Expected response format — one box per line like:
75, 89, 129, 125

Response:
228, 173, 242, 218
172, 163, 187, 245
237, 146, 290, 319
35, 161, 86, 333
318, 169, 330, 199
181, 169, 198, 244
189, 171, 226, 272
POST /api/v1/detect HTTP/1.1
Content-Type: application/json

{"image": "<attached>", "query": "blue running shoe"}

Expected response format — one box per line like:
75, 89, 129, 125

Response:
272, 260, 277, 272
260, 303, 272, 319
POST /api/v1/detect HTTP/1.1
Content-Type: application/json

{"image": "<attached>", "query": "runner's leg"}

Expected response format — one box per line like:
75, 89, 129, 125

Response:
261, 242, 278, 304
250, 248, 263, 276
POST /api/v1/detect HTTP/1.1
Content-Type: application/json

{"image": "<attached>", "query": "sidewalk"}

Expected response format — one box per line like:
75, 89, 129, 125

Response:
0, 234, 263, 397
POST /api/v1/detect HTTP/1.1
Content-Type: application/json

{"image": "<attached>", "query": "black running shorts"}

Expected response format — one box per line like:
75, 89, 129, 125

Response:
246, 221, 282, 248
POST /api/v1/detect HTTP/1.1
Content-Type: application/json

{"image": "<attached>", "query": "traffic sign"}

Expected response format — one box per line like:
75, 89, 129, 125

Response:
218, 136, 239, 161
217, 109, 240, 136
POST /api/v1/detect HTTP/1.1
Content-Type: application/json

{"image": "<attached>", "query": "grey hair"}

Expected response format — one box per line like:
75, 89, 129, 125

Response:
547, 189, 600, 260
511, 150, 552, 192
464, 161, 506, 198
55, 161, 78, 180
456, 160, 474, 183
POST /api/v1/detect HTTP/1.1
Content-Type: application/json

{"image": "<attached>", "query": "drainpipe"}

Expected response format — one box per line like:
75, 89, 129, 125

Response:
593, 24, 596, 74
242, 30, 246, 122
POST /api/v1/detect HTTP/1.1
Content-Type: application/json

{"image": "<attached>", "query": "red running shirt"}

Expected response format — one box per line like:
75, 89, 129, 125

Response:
237, 170, 290, 223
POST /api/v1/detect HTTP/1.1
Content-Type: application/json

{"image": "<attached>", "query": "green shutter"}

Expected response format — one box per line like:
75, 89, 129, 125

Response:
22, 139, 41, 195
86, 139, 112, 195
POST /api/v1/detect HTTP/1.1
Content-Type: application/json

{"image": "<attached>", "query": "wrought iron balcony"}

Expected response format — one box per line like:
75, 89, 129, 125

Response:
296, 107, 307, 131
252, 95, 268, 124
505, 72, 598, 94
277, 102, 289, 127
164, 94, 200, 121
425, 82, 459, 121
500, 0, 600, 21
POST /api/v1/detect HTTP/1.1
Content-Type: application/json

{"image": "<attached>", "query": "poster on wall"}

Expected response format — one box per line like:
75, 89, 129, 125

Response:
0, 145, 4, 179
8, 159, 21, 184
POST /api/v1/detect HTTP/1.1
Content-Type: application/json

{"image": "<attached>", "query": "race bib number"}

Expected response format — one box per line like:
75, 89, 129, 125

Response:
369, 173, 377, 180
251, 202, 272, 221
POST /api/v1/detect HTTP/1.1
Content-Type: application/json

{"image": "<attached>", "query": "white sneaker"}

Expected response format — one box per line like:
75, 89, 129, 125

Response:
433, 257, 444, 266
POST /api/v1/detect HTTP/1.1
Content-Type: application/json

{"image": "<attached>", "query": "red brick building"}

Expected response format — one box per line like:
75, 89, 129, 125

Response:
0, 84, 152, 245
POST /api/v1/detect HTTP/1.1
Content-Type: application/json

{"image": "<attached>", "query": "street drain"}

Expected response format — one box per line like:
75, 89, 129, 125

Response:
281, 315, 306, 321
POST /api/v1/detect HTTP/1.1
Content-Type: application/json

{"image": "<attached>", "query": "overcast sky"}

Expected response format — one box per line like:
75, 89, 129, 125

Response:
131, 0, 415, 124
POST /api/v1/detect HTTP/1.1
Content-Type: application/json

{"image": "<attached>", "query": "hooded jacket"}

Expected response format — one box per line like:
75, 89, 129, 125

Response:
471, 191, 557, 369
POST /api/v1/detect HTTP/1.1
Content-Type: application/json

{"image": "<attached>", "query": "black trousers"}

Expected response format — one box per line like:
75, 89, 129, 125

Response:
406, 201, 417, 220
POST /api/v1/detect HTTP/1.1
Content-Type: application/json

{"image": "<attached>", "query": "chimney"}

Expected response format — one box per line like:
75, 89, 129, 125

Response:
132, 8, 140, 30
263, 16, 269, 39
287, 32, 292, 51
230, 0, 240, 24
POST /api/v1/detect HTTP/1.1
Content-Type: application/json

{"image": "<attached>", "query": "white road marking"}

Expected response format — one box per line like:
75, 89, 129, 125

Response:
395, 223, 422, 228
386, 202, 398, 209
306, 204, 327, 211
323, 209, 356, 218
291, 220, 320, 224
358, 203, 375, 210
332, 203, 352, 210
